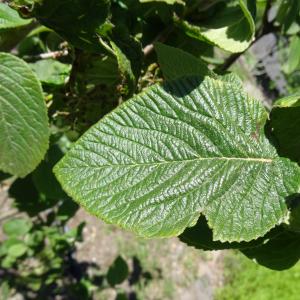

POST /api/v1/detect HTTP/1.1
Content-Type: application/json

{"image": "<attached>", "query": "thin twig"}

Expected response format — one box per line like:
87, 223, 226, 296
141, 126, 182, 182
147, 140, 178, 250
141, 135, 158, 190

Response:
22, 49, 69, 61
143, 25, 174, 56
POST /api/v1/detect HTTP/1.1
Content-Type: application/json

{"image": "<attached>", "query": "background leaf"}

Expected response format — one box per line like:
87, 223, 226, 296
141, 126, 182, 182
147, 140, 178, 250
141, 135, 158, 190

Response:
175, 0, 255, 53
0, 3, 31, 29
241, 229, 300, 270
269, 93, 300, 164
3, 218, 32, 237
155, 42, 215, 80
13, 0, 111, 53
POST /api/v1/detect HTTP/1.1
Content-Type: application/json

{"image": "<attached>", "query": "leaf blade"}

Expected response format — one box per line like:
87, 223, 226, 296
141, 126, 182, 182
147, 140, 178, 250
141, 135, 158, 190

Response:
54, 76, 300, 242
0, 52, 49, 177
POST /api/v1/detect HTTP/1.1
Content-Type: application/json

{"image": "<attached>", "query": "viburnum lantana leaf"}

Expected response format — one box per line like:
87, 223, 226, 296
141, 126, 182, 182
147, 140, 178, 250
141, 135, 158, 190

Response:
54, 76, 300, 242
0, 53, 49, 177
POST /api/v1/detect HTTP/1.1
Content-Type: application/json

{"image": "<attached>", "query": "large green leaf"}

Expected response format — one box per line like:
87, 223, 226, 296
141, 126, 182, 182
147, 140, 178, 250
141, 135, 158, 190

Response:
175, 0, 255, 53
0, 3, 31, 29
54, 76, 300, 242
11, 0, 110, 52
0, 53, 49, 177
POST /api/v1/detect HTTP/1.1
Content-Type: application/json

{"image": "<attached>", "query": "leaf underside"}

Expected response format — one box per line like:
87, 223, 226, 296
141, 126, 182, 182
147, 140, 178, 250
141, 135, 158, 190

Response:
54, 76, 300, 242
0, 53, 49, 177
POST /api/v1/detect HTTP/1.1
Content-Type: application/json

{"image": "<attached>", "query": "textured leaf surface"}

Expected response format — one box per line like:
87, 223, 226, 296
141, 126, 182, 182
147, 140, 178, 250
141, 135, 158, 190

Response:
175, 0, 255, 53
0, 53, 49, 177
55, 76, 300, 242
0, 3, 31, 29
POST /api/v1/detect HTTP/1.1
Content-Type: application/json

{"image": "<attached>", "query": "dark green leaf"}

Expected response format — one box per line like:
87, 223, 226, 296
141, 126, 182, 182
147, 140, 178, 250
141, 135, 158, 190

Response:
241, 229, 300, 270
9, 175, 59, 216
54, 76, 300, 242
13, 0, 111, 52
32, 145, 69, 200
155, 42, 215, 80
179, 215, 281, 251
107, 256, 129, 286
269, 93, 300, 164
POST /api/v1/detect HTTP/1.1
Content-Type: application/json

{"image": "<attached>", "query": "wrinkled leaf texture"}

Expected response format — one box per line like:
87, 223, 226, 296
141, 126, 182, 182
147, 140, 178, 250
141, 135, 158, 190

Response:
54, 75, 300, 242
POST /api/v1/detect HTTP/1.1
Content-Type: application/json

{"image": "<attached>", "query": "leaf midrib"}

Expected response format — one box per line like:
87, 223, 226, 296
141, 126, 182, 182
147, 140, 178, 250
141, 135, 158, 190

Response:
59, 155, 274, 171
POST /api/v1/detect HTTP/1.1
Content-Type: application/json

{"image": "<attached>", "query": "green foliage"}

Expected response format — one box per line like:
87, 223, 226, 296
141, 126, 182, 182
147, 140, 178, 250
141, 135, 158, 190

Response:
11, 0, 110, 52
0, 1, 300, 292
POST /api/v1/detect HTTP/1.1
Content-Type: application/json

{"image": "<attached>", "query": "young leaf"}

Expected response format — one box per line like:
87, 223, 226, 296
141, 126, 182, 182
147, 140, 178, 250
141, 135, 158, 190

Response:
54, 76, 300, 242
0, 53, 49, 177
175, 0, 255, 53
